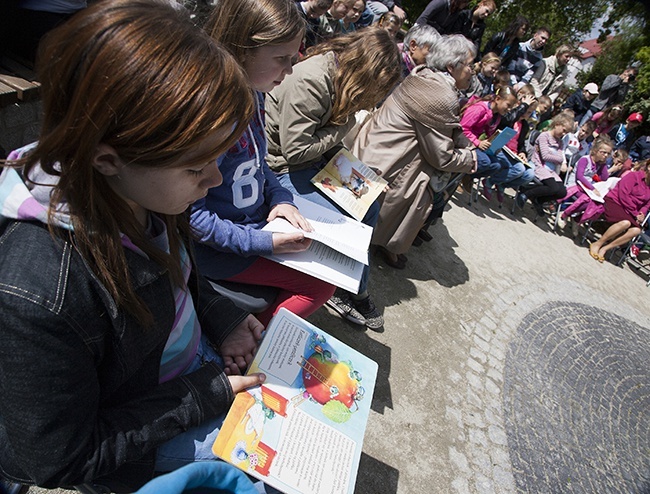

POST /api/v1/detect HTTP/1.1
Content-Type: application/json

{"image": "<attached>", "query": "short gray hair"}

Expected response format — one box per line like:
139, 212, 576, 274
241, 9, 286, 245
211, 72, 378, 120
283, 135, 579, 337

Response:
403, 24, 440, 49
425, 34, 477, 71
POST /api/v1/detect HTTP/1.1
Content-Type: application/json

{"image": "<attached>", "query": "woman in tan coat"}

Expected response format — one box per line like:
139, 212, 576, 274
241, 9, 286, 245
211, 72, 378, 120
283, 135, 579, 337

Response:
352, 34, 477, 268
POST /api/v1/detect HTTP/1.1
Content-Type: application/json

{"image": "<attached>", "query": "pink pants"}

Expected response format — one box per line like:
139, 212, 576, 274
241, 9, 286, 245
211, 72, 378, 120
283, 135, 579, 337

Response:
226, 257, 335, 326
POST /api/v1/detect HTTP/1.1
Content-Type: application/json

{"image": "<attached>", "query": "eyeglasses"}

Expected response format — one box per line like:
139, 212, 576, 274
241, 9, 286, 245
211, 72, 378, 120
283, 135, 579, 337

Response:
457, 61, 474, 71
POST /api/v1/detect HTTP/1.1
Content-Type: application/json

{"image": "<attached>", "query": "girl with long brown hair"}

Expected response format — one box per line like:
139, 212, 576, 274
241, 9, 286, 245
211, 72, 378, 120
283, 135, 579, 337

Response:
264, 27, 401, 330
0, 0, 265, 490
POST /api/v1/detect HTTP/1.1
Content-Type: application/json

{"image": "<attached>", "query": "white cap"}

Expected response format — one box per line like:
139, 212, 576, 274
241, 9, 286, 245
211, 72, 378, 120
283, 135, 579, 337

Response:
583, 82, 599, 95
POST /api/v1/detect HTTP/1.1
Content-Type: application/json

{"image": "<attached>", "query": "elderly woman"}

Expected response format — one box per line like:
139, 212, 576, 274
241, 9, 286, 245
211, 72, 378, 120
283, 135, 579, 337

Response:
588, 162, 650, 262
352, 34, 477, 268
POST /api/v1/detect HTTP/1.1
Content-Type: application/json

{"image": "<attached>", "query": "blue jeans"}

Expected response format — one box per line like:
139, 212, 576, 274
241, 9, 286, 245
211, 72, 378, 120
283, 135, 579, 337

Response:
155, 335, 225, 472
471, 150, 502, 179
277, 167, 380, 296
486, 152, 535, 189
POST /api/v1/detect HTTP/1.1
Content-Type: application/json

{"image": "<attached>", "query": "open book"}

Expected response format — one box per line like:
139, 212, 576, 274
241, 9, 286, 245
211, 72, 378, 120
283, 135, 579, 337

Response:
213, 308, 378, 494
262, 195, 372, 294
500, 144, 532, 168
577, 177, 620, 203
311, 149, 387, 222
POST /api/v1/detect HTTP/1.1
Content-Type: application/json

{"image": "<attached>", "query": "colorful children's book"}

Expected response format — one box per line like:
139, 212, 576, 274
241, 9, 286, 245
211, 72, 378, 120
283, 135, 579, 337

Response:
213, 308, 378, 494
311, 149, 387, 222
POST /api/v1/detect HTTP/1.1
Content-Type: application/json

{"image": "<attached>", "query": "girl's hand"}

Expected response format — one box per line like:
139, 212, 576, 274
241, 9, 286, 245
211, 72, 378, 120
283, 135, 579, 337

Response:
593, 188, 602, 197
228, 373, 266, 394
268, 204, 313, 232
272, 232, 312, 254
637, 212, 645, 224
220, 315, 264, 375
520, 93, 537, 106
478, 140, 491, 151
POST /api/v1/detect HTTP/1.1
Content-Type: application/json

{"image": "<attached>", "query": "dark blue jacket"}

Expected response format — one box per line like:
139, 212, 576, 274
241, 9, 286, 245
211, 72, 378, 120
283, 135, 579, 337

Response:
630, 135, 650, 162
0, 220, 247, 492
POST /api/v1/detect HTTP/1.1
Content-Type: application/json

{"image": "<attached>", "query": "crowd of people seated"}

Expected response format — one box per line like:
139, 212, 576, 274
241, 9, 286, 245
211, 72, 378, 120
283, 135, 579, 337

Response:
0, 0, 648, 493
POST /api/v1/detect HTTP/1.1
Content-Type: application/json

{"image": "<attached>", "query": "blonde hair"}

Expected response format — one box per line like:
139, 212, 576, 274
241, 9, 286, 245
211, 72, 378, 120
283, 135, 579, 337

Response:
549, 112, 573, 129
590, 135, 613, 156
305, 27, 401, 124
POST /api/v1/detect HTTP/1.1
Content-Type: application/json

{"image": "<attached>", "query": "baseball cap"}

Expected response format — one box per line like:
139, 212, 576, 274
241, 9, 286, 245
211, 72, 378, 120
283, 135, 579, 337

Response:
628, 112, 643, 123
583, 82, 599, 95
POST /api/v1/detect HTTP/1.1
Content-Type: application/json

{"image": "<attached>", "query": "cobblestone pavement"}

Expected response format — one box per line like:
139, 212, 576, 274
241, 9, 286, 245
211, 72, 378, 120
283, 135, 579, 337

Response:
27, 192, 650, 494
504, 302, 649, 493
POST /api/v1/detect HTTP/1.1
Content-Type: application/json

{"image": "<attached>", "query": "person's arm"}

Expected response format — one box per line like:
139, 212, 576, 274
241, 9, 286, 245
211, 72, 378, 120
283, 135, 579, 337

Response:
629, 136, 644, 162
460, 103, 487, 147
190, 198, 274, 257
414, 120, 475, 173
266, 64, 356, 166
529, 60, 547, 98
599, 74, 621, 93
598, 161, 610, 181
0, 295, 236, 487
262, 164, 295, 209
574, 156, 594, 189
482, 32, 501, 56
416, 0, 447, 29
537, 132, 564, 166
520, 59, 542, 84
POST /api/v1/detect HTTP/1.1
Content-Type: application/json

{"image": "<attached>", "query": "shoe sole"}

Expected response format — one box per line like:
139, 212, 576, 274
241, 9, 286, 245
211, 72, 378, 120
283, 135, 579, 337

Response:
326, 299, 366, 325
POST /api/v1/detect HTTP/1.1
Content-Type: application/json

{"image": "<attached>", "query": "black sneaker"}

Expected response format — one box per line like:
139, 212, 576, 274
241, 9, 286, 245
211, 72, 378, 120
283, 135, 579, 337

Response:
0, 479, 26, 494
351, 295, 384, 330
532, 199, 545, 217
326, 290, 365, 325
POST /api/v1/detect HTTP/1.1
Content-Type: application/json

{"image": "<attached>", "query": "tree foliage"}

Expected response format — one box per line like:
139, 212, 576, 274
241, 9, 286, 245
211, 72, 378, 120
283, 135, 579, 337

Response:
401, 0, 648, 55
401, 0, 650, 127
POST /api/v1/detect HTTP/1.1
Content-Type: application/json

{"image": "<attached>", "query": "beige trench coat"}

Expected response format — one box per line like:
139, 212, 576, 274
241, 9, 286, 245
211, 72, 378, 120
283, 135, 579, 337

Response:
352, 67, 474, 254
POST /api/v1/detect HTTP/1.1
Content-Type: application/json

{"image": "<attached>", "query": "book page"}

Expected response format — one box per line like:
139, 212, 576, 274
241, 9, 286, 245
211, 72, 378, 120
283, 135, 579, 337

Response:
213, 309, 378, 494
501, 145, 532, 168
265, 240, 364, 293
578, 177, 620, 203
311, 149, 387, 221
264, 195, 371, 265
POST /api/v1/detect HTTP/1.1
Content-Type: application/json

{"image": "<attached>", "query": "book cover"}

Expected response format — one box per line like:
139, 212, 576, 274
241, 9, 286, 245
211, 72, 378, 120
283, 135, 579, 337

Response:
213, 308, 378, 494
311, 149, 387, 222
486, 127, 517, 157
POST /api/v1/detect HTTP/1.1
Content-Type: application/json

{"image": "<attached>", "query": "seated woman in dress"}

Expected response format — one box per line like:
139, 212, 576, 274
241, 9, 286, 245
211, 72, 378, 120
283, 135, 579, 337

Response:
265, 27, 401, 329
351, 34, 477, 268
588, 161, 650, 262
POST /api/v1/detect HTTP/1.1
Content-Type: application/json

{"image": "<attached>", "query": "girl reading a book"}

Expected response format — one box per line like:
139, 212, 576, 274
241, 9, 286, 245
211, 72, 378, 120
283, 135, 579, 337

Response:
264, 27, 401, 329
0, 1, 266, 491
560, 136, 613, 222
197, 0, 335, 326
460, 85, 521, 201
517, 112, 574, 216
